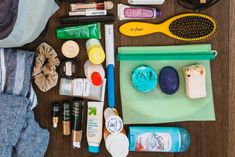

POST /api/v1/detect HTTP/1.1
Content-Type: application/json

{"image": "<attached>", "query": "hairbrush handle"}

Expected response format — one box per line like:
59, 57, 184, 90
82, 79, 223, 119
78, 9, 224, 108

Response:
119, 22, 166, 37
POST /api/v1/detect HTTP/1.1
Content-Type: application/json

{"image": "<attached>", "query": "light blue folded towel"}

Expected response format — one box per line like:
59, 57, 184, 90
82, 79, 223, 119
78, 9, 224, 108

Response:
0, 0, 59, 48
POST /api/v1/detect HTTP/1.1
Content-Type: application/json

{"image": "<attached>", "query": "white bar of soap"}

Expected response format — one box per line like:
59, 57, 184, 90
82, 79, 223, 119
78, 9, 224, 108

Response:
183, 64, 207, 99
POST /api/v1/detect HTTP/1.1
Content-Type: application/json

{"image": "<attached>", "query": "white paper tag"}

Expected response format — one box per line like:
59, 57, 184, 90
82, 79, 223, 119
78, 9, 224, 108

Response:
73, 79, 83, 96
83, 79, 90, 96
65, 62, 72, 76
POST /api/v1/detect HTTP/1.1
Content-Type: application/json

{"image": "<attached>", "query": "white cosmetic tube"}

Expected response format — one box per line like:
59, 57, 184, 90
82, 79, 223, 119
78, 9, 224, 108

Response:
87, 102, 104, 153
128, 0, 165, 5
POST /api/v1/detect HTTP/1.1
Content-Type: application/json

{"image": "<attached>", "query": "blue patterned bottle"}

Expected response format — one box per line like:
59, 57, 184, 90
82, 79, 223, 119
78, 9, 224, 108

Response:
129, 126, 190, 152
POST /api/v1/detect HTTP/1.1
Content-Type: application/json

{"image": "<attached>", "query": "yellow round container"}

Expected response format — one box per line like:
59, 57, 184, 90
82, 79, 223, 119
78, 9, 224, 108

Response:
86, 39, 105, 64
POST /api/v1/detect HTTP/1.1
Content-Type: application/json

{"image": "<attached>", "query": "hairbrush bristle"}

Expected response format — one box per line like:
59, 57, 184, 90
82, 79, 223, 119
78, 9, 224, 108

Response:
169, 15, 216, 41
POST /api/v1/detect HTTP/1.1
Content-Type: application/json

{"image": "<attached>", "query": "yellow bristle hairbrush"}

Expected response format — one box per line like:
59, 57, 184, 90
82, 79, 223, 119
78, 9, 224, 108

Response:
119, 13, 216, 41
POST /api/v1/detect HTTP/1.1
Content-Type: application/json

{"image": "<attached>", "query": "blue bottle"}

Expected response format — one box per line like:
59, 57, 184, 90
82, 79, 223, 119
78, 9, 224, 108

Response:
128, 126, 190, 152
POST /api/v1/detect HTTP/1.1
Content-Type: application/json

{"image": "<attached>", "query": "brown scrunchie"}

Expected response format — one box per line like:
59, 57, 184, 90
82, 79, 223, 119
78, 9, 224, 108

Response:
32, 43, 60, 92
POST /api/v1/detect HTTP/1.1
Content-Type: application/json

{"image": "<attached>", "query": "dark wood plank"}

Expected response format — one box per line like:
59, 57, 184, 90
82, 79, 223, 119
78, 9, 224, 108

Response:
228, 0, 235, 156
20, 0, 231, 157
173, 1, 230, 157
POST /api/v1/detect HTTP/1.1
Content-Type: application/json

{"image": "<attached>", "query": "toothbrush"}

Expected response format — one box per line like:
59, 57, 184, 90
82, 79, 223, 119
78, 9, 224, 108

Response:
105, 24, 115, 108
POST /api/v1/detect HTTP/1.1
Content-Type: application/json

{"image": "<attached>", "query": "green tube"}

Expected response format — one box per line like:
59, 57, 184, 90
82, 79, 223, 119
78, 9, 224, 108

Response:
56, 23, 101, 39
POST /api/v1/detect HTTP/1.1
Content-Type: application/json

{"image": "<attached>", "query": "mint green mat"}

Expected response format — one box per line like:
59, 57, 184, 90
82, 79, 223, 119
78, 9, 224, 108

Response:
118, 44, 216, 124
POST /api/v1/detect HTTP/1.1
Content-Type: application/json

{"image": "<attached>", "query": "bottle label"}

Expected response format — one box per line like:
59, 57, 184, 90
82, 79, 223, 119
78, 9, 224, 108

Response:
106, 116, 123, 133
65, 61, 72, 76
124, 8, 155, 18
135, 133, 172, 152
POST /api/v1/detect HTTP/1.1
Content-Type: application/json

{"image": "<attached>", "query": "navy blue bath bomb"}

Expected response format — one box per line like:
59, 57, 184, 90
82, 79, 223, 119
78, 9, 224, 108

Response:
131, 65, 158, 93
159, 66, 179, 95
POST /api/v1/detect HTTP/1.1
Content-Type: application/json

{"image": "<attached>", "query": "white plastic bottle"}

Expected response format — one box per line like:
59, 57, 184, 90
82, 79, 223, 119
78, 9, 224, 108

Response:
84, 60, 105, 86
104, 108, 123, 134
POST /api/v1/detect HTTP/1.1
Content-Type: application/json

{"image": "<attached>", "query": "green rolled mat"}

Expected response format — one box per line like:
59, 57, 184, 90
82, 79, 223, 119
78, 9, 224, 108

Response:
118, 44, 217, 124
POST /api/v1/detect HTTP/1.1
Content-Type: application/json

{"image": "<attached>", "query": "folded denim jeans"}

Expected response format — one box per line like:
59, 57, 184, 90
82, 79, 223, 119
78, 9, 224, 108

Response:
0, 94, 29, 157
0, 94, 49, 157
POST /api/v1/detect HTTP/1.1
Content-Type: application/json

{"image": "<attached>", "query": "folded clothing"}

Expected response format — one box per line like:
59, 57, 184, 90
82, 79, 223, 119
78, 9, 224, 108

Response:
0, 94, 28, 156
0, 94, 49, 157
0, 49, 50, 157
0, 0, 19, 39
13, 111, 50, 157
0, 48, 37, 109
0, 0, 59, 48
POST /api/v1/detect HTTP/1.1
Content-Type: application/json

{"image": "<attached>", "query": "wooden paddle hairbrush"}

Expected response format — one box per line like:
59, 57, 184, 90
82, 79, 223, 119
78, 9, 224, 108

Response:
119, 13, 216, 41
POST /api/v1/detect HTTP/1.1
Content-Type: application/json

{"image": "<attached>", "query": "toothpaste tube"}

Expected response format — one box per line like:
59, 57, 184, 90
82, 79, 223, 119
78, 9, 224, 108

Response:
118, 4, 161, 21
56, 23, 101, 39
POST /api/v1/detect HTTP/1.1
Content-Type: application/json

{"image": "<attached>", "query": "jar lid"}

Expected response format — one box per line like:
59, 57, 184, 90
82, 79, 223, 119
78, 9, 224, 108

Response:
105, 133, 129, 157
62, 40, 79, 58
88, 47, 105, 64
105, 115, 123, 134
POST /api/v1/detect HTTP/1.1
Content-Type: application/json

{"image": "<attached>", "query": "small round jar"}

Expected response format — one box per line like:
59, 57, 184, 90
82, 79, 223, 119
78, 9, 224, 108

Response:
131, 65, 158, 93
61, 40, 80, 58
60, 60, 78, 78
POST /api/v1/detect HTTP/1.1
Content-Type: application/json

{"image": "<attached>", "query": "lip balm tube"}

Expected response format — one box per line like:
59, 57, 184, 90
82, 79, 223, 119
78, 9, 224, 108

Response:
87, 102, 104, 153
128, 0, 165, 5
104, 108, 124, 134
56, 23, 101, 39
118, 4, 162, 21
69, 10, 107, 16
72, 100, 84, 149
52, 103, 60, 128
84, 60, 105, 86
63, 102, 71, 136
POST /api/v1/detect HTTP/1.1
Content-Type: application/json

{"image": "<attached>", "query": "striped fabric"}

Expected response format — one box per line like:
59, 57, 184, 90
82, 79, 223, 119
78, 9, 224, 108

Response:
0, 48, 38, 109
0, 48, 49, 157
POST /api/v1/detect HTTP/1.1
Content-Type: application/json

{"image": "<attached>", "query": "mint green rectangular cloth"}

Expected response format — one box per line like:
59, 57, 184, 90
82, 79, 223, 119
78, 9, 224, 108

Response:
118, 44, 216, 124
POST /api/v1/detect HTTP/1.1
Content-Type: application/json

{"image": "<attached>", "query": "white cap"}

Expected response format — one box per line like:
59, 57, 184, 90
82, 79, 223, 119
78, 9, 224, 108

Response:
73, 142, 81, 149
53, 123, 57, 128
105, 115, 123, 134
105, 133, 129, 157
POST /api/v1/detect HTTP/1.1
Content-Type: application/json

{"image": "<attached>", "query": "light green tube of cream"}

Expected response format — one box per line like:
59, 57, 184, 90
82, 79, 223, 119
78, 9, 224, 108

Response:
56, 23, 101, 39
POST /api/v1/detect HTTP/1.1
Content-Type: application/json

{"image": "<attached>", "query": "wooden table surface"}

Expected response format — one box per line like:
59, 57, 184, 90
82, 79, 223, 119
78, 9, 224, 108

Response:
23, 0, 235, 157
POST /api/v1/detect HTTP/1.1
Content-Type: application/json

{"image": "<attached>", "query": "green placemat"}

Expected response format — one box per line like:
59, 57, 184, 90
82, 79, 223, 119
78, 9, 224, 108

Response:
118, 44, 216, 124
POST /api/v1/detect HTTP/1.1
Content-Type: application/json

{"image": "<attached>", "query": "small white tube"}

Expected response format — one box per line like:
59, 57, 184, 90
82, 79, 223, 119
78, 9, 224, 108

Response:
87, 102, 104, 153
128, 0, 165, 5
69, 9, 107, 16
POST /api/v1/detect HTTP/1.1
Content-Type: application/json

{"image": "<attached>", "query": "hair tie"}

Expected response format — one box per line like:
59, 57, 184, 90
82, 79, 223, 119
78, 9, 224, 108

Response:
32, 43, 60, 92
